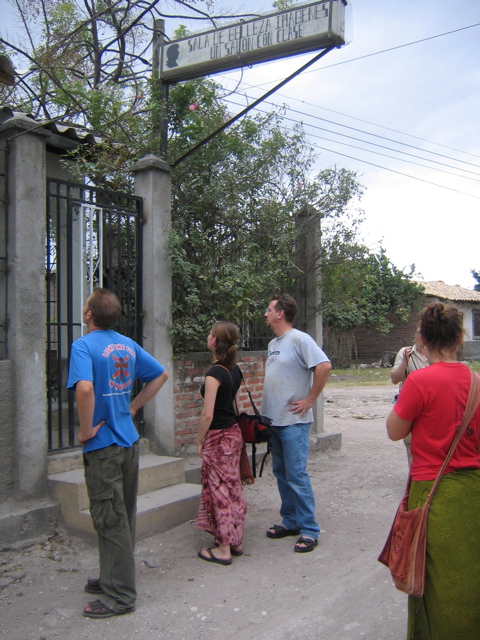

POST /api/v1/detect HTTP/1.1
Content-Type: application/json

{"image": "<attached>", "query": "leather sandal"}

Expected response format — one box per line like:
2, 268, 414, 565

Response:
294, 536, 318, 553
83, 599, 137, 618
84, 578, 102, 594
266, 524, 300, 538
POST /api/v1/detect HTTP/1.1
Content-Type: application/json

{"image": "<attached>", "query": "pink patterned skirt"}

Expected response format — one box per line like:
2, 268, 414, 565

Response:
196, 424, 246, 547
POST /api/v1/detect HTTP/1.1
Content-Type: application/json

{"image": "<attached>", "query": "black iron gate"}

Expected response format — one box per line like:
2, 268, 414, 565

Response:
46, 179, 143, 451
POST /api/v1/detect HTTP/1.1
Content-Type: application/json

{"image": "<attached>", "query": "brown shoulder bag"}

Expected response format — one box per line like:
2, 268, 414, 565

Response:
378, 369, 480, 597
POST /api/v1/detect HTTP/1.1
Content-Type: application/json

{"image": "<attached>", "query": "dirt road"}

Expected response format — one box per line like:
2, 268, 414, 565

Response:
0, 384, 410, 640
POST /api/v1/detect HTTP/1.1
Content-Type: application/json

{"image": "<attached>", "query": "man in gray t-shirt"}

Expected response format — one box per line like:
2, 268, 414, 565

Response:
262, 295, 331, 553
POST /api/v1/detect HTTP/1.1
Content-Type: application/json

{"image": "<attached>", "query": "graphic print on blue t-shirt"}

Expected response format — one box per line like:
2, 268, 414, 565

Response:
113, 354, 129, 380
67, 330, 164, 452
102, 342, 136, 394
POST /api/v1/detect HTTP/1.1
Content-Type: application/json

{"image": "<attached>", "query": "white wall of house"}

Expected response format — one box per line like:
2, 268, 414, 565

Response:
456, 302, 480, 356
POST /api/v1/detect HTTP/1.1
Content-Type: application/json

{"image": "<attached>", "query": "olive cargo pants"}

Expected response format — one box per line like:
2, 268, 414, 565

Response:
83, 440, 139, 613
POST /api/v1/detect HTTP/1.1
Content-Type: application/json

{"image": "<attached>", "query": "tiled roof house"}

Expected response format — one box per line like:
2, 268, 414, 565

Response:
353, 280, 480, 363
0, 56, 16, 86
419, 281, 480, 347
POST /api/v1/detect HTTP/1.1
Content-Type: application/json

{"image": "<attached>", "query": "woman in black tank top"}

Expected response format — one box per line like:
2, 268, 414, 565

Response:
196, 321, 248, 565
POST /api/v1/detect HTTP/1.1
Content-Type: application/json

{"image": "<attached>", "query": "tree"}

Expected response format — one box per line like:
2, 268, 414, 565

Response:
471, 270, 480, 292
166, 73, 373, 353
0, 0, 261, 188
322, 248, 425, 366
1, 1, 424, 361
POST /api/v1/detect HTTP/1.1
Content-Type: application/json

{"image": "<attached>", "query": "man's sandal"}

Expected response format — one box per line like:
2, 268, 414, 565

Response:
266, 524, 300, 539
83, 599, 135, 619
294, 536, 318, 553
84, 578, 102, 594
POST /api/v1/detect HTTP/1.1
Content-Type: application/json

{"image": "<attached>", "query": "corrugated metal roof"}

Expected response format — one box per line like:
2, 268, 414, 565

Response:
0, 56, 16, 86
0, 106, 101, 145
417, 280, 480, 303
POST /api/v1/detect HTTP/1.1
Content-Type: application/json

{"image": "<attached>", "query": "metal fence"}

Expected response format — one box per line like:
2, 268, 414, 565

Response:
46, 179, 143, 451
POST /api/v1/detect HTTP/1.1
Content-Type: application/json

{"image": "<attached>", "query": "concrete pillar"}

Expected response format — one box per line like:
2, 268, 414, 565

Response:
295, 205, 325, 433
1, 117, 49, 498
130, 154, 175, 454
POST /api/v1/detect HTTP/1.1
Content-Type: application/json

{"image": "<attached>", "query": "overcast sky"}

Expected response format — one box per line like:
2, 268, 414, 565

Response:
2, 0, 479, 288
171, 0, 480, 289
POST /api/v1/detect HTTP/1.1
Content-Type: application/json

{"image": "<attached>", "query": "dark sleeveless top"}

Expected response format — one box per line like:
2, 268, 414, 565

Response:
201, 362, 242, 430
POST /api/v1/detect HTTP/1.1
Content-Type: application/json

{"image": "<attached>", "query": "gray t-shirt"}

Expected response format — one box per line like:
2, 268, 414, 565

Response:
262, 328, 330, 426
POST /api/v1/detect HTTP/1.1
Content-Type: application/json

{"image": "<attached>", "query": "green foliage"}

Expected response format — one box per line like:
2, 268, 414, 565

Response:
167, 78, 307, 351
1, 1, 424, 361
0, 0, 200, 189
471, 269, 480, 292
273, 0, 299, 10
323, 247, 425, 334
165, 74, 378, 352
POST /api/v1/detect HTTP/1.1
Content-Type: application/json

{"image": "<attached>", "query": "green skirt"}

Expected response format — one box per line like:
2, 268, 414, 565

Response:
407, 468, 480, 640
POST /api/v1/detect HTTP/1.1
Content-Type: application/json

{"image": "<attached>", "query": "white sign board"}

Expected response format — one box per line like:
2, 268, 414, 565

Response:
159, 0, 346, 82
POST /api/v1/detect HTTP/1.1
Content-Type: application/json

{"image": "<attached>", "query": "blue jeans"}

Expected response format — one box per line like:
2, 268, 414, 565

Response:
269, 423, 320, 539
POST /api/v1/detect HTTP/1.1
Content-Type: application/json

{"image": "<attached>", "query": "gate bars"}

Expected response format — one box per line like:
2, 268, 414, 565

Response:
46, 179, 143, 451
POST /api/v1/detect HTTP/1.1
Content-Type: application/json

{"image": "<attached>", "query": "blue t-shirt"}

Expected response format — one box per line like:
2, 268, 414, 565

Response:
67, 329, 164, 452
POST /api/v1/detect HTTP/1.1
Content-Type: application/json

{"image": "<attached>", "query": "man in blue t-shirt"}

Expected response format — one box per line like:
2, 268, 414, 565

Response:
67, 288, 168, 619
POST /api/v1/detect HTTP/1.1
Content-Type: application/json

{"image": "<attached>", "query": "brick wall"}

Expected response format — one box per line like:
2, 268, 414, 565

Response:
173, 351, 266, 455
353, 313, 422, 364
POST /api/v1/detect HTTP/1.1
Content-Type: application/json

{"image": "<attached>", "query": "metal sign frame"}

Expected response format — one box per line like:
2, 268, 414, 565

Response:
159, 0, 347, 83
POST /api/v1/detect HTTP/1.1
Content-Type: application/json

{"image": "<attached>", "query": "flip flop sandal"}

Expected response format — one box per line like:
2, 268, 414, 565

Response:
214, 541, 244, 556
294, 536, 318, 553
198, 548, 232, 565
84, 578, 102, 594
266, 524, 300, 538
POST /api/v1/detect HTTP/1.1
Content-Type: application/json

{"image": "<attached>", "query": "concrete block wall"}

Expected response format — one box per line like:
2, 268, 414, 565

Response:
173, 351, 266, 455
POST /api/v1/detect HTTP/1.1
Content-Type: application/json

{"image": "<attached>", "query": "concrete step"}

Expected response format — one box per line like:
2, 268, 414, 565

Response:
72, 483, 202, 543
0, 499, 61, 549
48, 454, 187, 512
47, 438, 150, 475
48, 453, 201, 542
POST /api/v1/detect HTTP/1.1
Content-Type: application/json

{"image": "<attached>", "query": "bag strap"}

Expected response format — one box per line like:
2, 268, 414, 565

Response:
423, 369, 480, 506
213, 363, 239, 413
409, 352, 418, 372
216, 364, 261, 417
258, 440, 271, 478
215, 364, 267, 479
237, 367, 262, 417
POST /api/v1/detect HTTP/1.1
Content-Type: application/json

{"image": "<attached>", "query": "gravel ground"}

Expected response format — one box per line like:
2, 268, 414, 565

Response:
0, 384, 410, 640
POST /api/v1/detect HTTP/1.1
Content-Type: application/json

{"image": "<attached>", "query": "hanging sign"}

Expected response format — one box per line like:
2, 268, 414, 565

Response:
159, 0, 347, 82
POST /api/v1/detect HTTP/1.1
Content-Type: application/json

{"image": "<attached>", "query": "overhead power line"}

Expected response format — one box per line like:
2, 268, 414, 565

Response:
252, 22, 480, 85
211, 20, 480, 187
290, 102, 480, 162
307, 142, 480, 201
223, 96, 480, 179
216, 99, 480, 199
223, 91, 480, 170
